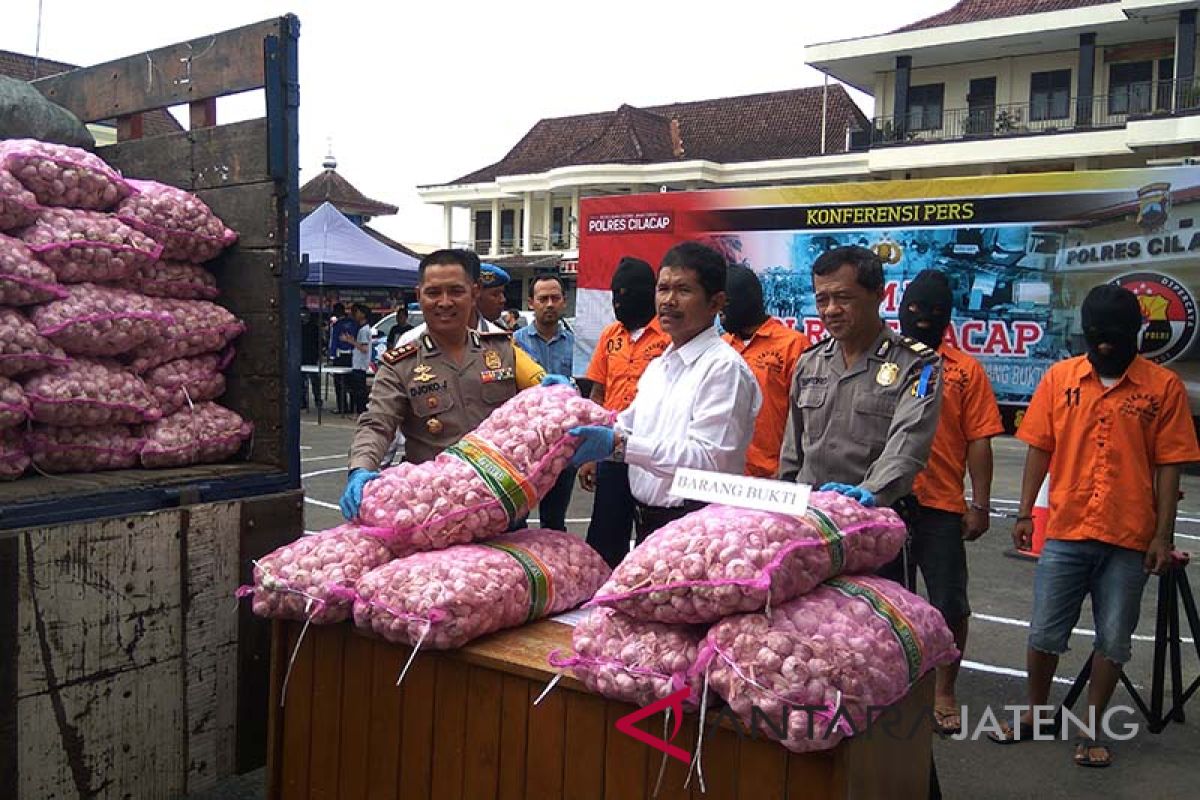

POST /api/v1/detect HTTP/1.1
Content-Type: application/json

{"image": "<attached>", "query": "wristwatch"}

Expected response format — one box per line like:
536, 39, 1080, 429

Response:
611, 429, 628, 463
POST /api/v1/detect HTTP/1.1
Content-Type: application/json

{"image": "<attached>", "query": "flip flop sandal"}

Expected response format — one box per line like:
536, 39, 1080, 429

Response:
1073, 739, 1112, 768
933, 705, 962, 736
987, 717, 1038, 744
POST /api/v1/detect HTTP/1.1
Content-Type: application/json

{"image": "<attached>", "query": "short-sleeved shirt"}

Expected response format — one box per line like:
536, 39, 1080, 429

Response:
585, 317, 670, 412
1017, 355, 1200, 552
514, 322, 575, 377
722, 317, 811, 478
913, 344, 1004, 514
352, 325, 372, 371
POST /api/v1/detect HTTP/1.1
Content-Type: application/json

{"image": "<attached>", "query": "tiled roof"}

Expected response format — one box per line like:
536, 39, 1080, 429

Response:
0, 49, 184, 138
443, 86, 870, 185
300, 169, 399, 218
893, 0, 1118, 33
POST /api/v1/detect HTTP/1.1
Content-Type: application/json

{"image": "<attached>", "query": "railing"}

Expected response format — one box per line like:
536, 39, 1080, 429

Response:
866, 81, 1200, 147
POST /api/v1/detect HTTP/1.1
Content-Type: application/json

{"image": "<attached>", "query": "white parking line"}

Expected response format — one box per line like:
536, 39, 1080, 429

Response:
302, 467, 347, 480
990, 496, 1200, 524
304, 497, 340, 511
972, 611, 1193, 645
301, 453, 348, 463
960, 659, 1074, 685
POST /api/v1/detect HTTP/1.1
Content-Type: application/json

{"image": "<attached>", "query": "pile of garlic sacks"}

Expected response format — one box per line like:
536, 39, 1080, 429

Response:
0, 139, 249, 478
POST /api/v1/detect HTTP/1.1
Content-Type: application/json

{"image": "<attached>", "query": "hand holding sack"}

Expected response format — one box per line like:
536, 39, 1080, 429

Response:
347, 528, 611, 650
0, 233, 67, 306
31, 283, 174, 357
694, 575, 958, 753
115, 179, 237, 263
0, 139, 133, 210
589, 492, 907, 624
358, 385, 612, 555
0, 308, 69, 377
242, 525, 395, 624
550, 606, 708, 708
19, 208, 162, 283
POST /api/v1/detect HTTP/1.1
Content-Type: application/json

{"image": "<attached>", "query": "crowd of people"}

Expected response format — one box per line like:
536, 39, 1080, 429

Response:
337, 241, 1199, 770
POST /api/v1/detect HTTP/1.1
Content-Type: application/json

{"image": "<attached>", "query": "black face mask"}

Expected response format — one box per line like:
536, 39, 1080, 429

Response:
899, 270, 952, 350
1081, 285, 1142, 378
722, 264, 767, 336
611, 257, 655, 330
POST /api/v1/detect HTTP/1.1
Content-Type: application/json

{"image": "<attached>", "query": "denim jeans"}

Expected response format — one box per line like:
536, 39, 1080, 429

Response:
1028, 538, 1149, 665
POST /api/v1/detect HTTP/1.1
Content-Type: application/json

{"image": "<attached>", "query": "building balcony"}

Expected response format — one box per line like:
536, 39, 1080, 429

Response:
857, 80, 1200, 149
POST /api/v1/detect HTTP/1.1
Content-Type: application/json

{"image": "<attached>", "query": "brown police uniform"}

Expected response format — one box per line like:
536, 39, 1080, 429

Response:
349, 329, 546, 470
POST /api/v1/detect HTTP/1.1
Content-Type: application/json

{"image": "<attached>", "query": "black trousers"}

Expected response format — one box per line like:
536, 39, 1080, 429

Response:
348, 369, 368, 414
585, 461, 638, 568
633, 500, 705, 542
332, 353, 353, 412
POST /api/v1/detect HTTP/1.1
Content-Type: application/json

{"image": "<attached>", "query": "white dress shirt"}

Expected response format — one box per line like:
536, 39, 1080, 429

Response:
398, 315, 501, 347
617, 325, 762, 506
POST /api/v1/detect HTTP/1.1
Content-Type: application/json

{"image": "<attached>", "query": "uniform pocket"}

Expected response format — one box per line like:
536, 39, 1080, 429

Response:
853, 393, 895, 418
480, 380, 515, 405
797, 386, 827, 409
410, 385, 456, 418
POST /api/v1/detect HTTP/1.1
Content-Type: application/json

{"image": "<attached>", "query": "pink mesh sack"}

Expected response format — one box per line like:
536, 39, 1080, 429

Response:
31, 282, 174, 357
0, 429, 28, 480
694, 575, 958, 754
119, 259, 219, 300
139, 402, 252, 468
0, 139, 134, 210
143, 352, 228, 415
124, 299, 245, 373
19, 208, 162, 283
0, 168, 40, 231
22, 359, 160, 426
27, 424, 143, 473
0, 376, 29, 429
346, 528, 611, 650
115, 179, 237, 263
550, 606, 707, 708
0, 232, 67, 305
240, 525, 395, 624
0, 308, 69, 377
359, 385, 612, 556
590, 493, 907, 624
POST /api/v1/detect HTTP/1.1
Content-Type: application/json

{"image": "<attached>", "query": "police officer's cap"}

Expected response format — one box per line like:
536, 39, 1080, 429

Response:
479, 263, 510, 288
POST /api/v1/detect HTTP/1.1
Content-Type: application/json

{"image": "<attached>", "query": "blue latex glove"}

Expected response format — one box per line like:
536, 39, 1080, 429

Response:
340, 468, 380, 520
819, 482, 855, 495
567, 425, 615, 467
541, 374, 573, 388
818, 482, 876, 507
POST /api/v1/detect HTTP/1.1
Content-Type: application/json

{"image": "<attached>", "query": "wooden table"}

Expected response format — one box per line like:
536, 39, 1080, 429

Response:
266, 618, 933, 800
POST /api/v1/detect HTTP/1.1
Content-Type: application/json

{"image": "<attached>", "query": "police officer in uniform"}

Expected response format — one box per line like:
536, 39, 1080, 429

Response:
779, 245, 943, 579
339, 249, 549, 519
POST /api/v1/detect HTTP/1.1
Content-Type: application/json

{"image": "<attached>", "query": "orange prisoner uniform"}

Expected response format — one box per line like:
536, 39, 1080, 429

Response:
585, 316, 670, 413
722, 317, 810, 478
912, 344, 1004, 513
1017, 354, 1200, 551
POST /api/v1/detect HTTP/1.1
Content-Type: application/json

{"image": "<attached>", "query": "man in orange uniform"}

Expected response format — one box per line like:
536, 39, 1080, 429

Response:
580, 256, 670, 567
991, 285, 1200, 768
720, 264, 810, 478
899, 270, 1004, 736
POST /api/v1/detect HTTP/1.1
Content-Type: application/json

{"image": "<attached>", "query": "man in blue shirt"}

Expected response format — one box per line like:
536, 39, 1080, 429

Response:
514, 274, 577, 531
327, 303, 360, 415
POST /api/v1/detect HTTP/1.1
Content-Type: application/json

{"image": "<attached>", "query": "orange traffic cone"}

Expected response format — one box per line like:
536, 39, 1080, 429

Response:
1007, 476, 1049, 561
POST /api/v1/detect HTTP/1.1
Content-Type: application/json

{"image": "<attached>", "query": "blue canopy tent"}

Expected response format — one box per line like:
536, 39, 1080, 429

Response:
300, 201, 420, 287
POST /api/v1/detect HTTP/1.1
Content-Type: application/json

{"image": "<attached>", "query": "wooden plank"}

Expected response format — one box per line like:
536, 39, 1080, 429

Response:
645, 705, 696, 800
601, 700, 646, 800
196, 181, 281, 249
99, 118, 271, 191
365, 639, 405, 800
785, 750, 835, 799
842, 673, 932, 800
278, 621, 316, 800
237, 491, 304, 773
734, 735, 788, 800
691, 725, 738, 800
336, 632, 375, 800
0, 535, 16, 791
462, 666, 503, 800
496, 674, 530, 800
398, 652, 436, 799
182, 502, 240, 794
563, 690, 607, 800
527, 681, 567, 799
31, 18, 288, 121
208, 248, 284, 316
431, 657, 469, 800
265, 621, 288, 800
307, 623, 347, 799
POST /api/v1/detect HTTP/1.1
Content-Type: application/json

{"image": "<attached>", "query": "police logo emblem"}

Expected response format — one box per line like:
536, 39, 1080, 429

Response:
413, 365, 436, 383
1113, 271, 1198, 364
484, 350, 502, 370
876, 362, 900, 386
1136, 182, 1172, 232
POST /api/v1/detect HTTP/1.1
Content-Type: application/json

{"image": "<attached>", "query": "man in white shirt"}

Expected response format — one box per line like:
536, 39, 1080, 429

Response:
346, 303, 373, 413
569, 241, 762, 539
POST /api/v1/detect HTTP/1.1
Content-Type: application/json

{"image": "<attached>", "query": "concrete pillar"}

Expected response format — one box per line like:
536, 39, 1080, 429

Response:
570, 187, 580, 248
490, 197, 500, 256
469, 208, 477, 251
893, 55, 911, 139
522, 192, 532, 254
542, 191, 553, 251
1176, 9, 1197, 110
1076, 32, 1096, 127
442, 204, 453, 248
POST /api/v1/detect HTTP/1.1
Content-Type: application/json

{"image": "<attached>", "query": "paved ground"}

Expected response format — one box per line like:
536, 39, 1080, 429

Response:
208, 406, 1200, 799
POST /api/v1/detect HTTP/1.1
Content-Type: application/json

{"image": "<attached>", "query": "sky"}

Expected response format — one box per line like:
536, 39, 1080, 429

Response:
2, 0, 952, 246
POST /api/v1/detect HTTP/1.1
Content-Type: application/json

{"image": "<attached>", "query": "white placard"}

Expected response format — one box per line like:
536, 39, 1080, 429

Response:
668, 468, 811, 516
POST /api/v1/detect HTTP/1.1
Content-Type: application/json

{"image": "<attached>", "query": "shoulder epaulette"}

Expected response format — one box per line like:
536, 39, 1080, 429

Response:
480, 329, 511, 338
381, 343, 418, 365
899, 335, 939, 360
803, 336, 832, 354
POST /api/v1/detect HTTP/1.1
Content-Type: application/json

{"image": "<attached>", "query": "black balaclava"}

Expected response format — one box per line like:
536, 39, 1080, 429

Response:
611, 256, 656, 329
1081, 284, 1142, 378
722, 264, 767, 337
899, 269, 952, 350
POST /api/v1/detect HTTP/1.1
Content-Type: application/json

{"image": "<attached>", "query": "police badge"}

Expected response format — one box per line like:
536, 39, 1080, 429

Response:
484, 350, 502, 370
876, 362, 900, 386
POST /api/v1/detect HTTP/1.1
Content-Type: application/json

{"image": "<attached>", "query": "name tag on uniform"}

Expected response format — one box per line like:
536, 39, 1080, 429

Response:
480, 367, 515, 383
669, 468, 811, 516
